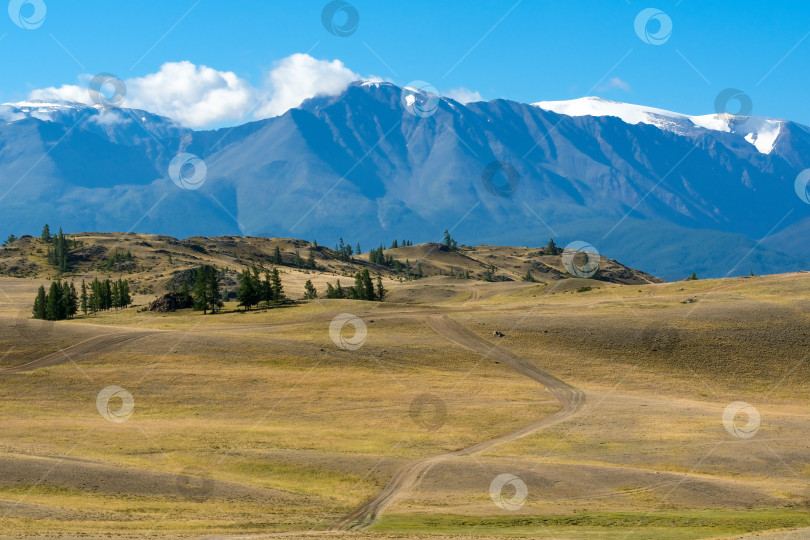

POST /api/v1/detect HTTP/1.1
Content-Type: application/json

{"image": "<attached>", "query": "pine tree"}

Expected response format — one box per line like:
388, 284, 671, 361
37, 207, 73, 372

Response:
522, 269, 537, 282
80, 280, 88, 314
119, 279, 131, 307
391, 240, 398, 249
45, 281, 60, 321
237, 268, 258, 310
68, 282, 78, 317
3, 234, 17, 247
33, 286, 47, 319
273, 246, 282, 265
376, 275, 386, 302
304, 279, 317, 299
41, 224, 51, 243
193, 268, 210, 314
270, 268, 284, 303
356, 243, 361, 255
112, 280, 121, 308
294, 250, 302, 268
306, 250, 316, 269
545, 238, 558, 255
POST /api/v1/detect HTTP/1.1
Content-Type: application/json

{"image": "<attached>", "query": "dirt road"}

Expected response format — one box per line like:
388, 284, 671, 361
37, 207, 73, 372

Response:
0, 331, 157, 375
330, 314, 585, 530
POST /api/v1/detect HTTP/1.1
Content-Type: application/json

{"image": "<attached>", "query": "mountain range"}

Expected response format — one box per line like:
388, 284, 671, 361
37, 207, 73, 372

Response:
1, 82, 809, 280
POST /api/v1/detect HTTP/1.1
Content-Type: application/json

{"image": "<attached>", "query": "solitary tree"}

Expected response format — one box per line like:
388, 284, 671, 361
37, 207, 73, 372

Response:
376, 275, 386, 301
41, 224, 51, 243
304, 279, 317, 299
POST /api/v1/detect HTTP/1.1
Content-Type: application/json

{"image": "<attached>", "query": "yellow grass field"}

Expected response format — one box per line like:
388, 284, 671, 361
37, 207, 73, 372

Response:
1, 266, 810, 539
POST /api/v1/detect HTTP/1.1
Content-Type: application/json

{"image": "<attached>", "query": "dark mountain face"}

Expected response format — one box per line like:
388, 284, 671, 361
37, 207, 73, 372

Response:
1, 83, 808, 280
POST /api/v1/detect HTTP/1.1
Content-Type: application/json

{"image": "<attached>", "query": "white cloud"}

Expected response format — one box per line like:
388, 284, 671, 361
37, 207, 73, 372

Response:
30, 83, 93, 105
444, 88, 484, 104
255, 54, 367, 118
598, 77, 631, 93
25, 54, 375, 128
126, 61, 255, 128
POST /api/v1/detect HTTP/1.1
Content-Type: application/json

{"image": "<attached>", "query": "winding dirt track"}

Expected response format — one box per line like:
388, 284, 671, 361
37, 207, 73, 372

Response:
330, 314, 585, 531
0, 331, 157, 375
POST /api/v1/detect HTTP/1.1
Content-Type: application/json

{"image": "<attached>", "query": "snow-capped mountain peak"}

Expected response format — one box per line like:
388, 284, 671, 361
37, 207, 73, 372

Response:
532, 96, 782, 154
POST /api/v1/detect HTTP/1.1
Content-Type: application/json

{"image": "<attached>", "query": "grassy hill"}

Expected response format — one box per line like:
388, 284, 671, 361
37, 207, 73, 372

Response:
0, 233, 661, 302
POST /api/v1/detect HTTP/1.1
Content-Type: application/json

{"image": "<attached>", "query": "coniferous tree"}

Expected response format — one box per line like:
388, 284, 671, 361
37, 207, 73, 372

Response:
68, 282, 79, 317
294, 250, 302, 268
33, 286, 47, 319
3, 234, 17, 247
376, 275, 386, 302
80, 280, 88, 314
304, 279, 317, 299
273, 246, 282, 265
119, 279, 131, 308
306, 250, 316, 269
391, 240, 398, 249
270, 268, 284, 303
356, 243, 361, 255
522, 269, 537, 282
545, 238, 558, 255
41, 224, 51, 243
208, 268, 223, 313
45, 281, 60, 321
237, 268, 259, 310
112, 280, 121, 308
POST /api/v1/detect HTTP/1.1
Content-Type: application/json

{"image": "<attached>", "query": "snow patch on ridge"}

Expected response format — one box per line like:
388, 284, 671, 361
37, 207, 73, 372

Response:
533, 97, 782, 154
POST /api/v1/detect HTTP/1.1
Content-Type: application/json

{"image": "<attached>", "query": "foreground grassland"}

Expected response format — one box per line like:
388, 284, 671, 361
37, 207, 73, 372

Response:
1, 272, 809, 538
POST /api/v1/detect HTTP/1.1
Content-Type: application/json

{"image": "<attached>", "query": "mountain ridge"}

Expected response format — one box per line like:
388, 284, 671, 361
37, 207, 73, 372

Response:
0, 82, 809, 280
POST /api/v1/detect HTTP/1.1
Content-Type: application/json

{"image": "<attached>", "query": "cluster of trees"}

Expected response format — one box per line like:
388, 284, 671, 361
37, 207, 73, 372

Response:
235, 266, 285, 310
272, 246, 317, 269
192, 266, 223, 314
99, 250, 133, 271
2, 234, 17, 247
32, 277, 132, 320
325, 269, 385, 301
333, 238, 360, 262
389, 239, 413, 248
543, 238, 561, 255
366, 246, 424, 279
45, 226, 71, 272
442, 230, 458, 250
83, 278, 132, 313
32, 280, 78, 321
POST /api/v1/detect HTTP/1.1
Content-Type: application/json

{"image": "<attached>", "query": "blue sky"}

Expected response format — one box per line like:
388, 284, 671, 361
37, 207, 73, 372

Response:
2, 0, 809, 127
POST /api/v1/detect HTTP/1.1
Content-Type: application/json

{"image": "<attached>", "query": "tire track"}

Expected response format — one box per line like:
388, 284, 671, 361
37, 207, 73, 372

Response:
330, 314, 585, 530
0, 331, 157, 375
